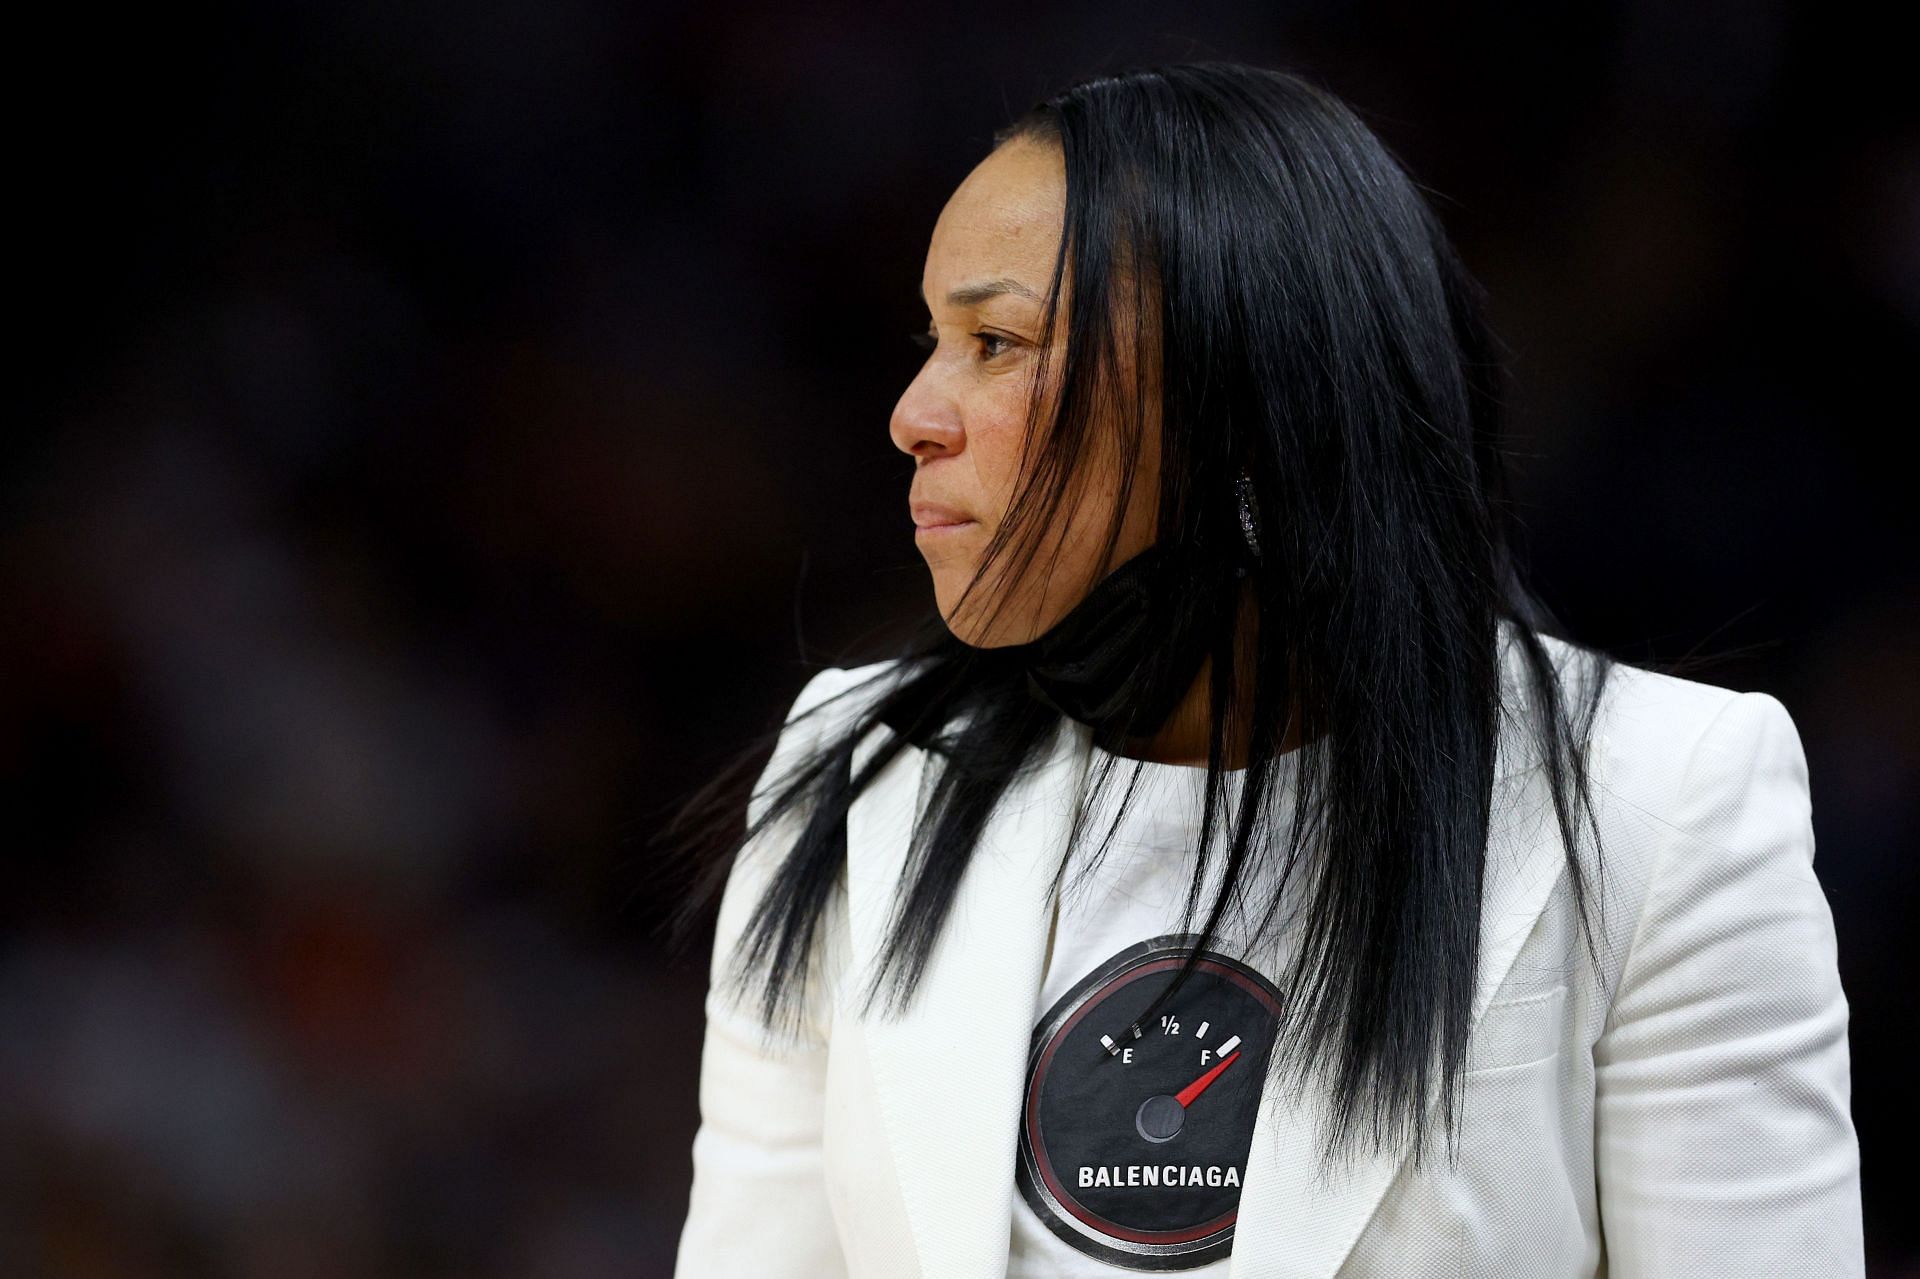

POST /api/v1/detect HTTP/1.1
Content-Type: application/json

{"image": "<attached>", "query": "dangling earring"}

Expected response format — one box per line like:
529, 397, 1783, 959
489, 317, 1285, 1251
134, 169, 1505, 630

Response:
1234, 468, 1262, 576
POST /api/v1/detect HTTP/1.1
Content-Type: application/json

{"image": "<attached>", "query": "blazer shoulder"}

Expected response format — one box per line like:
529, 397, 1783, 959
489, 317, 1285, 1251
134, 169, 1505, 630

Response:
1503, 630, 1809, 845
1587, 657, 1791, 802
750, 663, 891, 827
1499, 630, 1727, 787
780, 657, 907, 726
1598, 652, 1735, 738
769, 658, 916, 773
833, 655, 913, 699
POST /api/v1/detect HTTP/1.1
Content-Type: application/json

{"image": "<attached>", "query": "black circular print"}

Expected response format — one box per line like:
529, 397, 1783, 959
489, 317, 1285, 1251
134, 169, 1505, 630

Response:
1016, 934, 1284, 1271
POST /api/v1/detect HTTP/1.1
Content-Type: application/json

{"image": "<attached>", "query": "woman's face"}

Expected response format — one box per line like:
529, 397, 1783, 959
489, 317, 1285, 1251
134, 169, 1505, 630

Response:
890, 135, 1160, 648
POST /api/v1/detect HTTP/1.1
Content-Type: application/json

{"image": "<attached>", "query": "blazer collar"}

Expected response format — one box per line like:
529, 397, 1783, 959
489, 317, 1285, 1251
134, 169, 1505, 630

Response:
842, 638, 1583, 1278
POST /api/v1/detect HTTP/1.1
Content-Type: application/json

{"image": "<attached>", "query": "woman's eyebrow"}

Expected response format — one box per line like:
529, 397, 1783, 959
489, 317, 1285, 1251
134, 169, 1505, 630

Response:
920, 277, 1043, 307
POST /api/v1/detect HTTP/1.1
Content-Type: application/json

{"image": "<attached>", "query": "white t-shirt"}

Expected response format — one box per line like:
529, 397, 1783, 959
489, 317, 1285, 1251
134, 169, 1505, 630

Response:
1007, 742, 1301, 1276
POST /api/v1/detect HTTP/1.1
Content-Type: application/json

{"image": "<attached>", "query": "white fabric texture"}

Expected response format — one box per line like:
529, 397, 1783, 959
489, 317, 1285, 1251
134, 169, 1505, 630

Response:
672, 640, 1863, 1278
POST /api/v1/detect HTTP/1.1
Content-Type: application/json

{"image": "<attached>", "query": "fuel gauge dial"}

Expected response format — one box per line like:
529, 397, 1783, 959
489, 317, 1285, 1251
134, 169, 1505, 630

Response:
1015, 933, 1284, 1271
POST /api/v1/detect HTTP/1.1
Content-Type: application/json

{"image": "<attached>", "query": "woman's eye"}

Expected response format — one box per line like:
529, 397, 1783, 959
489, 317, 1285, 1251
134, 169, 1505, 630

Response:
975, 332, 1012, 360
907, 329, 1014, 360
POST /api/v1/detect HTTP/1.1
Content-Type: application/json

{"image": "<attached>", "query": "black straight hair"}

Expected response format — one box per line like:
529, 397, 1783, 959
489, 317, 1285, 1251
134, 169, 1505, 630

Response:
654, 60, 1620, 1174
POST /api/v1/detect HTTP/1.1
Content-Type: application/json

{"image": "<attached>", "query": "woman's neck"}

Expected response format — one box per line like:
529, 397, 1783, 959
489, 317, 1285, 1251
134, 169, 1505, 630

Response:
1110, 578, 1300, 770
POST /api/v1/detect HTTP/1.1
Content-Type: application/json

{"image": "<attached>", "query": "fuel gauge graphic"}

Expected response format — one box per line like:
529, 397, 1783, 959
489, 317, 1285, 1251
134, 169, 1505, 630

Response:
1016, 934, 1283, 1271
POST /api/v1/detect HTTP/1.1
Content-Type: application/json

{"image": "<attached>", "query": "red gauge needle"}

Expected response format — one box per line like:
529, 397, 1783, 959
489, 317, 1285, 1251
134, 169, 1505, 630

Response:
1173, 1049, 1240, 1107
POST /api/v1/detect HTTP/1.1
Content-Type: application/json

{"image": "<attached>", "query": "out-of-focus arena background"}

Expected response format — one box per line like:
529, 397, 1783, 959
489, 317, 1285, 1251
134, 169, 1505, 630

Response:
6, 4, 1913, 1275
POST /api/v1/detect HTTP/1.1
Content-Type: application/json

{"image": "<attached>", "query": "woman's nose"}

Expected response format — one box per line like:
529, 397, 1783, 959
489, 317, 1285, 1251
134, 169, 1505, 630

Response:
889, 382, 964, 460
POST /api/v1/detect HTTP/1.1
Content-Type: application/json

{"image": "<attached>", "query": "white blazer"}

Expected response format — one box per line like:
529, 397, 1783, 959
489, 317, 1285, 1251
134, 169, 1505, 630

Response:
673, 632, 1862, 1277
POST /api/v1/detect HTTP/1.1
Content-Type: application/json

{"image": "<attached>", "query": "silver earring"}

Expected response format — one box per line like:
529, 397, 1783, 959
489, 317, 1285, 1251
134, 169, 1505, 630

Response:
1235, 468, 1262, 562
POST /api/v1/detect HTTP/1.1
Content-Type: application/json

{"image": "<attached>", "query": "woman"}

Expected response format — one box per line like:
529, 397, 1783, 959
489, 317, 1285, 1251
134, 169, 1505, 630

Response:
662, 62, 1861, 1277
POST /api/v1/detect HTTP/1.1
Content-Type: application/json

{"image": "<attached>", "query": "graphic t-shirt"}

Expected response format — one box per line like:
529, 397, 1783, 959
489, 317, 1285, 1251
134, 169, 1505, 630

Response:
1006, 742, 1301, 1275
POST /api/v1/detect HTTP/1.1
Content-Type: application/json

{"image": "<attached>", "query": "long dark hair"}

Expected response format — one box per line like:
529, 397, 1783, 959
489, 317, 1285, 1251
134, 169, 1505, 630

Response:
654, 60, 1618, 1173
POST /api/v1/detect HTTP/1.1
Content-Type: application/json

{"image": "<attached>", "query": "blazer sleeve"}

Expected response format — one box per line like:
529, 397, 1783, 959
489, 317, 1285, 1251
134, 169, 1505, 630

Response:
1593, 690, 1862, 1277
673, 666, 854, 1278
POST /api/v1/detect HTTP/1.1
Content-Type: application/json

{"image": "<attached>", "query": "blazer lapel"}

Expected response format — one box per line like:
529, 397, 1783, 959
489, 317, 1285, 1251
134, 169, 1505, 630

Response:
843, 630, 1598, 1279
1225, 738, 1583, 1277
845, 712, 1095, 1279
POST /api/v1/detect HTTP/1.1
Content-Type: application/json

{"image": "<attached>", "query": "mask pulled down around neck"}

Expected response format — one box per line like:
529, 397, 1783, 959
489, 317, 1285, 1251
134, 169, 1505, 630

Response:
1012, 540, 1223, 744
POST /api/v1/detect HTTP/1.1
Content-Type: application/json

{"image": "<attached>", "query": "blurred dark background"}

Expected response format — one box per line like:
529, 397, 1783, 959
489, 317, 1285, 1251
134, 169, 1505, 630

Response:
5, 2, 1913, 1275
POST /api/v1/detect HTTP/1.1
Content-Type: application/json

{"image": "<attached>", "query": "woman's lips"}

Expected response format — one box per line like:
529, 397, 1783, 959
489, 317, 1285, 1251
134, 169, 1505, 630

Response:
913, 518, 976, 537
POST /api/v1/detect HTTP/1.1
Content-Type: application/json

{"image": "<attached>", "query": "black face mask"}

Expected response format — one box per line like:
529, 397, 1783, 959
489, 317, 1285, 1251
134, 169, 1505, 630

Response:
1011, 539, 1225, 743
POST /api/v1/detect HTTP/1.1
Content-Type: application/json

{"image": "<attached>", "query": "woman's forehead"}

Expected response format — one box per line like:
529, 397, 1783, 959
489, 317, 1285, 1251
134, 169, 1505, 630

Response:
925, 146, 1064, 291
